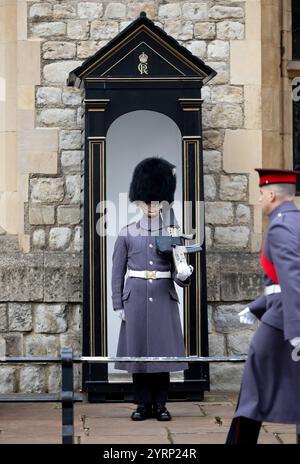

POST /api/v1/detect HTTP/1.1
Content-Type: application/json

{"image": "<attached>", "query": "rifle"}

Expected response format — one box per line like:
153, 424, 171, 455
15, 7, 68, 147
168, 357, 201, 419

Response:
155, 207, 202, 274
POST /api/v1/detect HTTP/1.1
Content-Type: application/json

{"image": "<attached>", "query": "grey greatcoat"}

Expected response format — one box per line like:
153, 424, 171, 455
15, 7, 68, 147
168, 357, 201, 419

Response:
111, 213, 190, 373
234, 201, 300, 424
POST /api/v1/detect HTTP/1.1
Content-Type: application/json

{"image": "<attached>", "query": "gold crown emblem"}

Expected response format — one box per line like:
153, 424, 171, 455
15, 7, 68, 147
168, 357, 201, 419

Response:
139, 52, 148, 63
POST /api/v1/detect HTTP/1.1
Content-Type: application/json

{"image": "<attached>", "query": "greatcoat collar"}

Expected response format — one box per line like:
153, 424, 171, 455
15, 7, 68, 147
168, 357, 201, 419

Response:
268, 200, 299, 223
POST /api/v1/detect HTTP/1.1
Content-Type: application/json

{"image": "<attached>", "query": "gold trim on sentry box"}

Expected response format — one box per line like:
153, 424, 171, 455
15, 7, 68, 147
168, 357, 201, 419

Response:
79, 24, 209, 79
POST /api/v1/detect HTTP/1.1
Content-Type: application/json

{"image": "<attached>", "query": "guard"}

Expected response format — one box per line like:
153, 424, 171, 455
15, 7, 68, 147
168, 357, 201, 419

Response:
111, 157, 193, 421
226, 168, 300, 444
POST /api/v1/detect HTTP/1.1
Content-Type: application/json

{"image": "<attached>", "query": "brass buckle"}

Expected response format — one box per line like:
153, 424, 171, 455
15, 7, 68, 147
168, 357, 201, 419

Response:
146, 270, 157, 279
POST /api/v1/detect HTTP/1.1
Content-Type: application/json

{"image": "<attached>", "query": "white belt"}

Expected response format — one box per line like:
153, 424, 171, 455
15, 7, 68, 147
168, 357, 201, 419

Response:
128, 270, 171, 279
264, 284, 281, 296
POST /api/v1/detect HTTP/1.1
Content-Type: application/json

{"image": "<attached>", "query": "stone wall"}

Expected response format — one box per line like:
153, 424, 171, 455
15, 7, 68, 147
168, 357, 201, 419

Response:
0, 0, 270, 393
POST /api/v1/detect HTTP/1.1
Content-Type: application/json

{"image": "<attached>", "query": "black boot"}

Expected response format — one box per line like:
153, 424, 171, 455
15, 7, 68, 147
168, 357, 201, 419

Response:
154, 402, 172, 421
131, 403, 153, 421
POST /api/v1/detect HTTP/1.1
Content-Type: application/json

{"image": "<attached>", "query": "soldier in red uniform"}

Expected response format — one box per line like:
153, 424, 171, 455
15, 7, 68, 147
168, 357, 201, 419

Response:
226, 168, 300, 444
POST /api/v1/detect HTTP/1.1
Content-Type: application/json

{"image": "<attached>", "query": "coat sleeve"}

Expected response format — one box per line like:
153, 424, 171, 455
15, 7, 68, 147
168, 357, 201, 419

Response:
268, 220, 300, 340
248, 294, 267, 320
111, 230, 128, 311
171, 238, 191, 288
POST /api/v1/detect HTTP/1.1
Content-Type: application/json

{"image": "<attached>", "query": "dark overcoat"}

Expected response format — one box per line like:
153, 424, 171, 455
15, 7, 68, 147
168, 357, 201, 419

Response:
235, 201, 300, 423
111, 213, 190, 373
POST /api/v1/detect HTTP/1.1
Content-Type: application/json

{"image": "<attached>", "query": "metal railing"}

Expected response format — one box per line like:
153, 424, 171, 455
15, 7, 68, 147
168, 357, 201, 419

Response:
0, 349, 299, 444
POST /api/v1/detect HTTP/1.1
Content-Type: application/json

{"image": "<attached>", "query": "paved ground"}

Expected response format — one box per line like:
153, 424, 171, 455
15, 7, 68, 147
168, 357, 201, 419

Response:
0, 392, 296, 444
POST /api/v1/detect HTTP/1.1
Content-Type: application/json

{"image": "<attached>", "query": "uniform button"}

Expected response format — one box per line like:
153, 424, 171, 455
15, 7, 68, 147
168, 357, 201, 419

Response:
278, 213, 282, 217
149, 243, 153, 248
149, 260, 153, 265
149, 297, 153, 302
149, 279, 153, 283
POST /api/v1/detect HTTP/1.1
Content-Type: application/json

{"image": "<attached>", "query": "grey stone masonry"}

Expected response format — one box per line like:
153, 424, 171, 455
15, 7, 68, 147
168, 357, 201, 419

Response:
0, 0, 258, 393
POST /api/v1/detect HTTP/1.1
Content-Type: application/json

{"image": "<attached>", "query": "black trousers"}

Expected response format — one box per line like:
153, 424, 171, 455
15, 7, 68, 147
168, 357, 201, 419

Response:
226, 416, 262, 444
132, 372, 170, 405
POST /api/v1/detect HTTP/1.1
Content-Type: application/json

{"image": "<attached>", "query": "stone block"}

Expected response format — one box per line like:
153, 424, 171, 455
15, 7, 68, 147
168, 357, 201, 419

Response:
49, 227, 72, 250
43, 61, 82, 85
104, 3, 126, 19
32, 229, 46, 249
203, 103, 243, 129
159, 4, 181, 18
0, 254, 44, 301
163, 21, 193, 41
72, 226, 83, 253
48, 364, 61, 393
57, 206, 81, 225
210, 363, 244, 392
61, 151, 82, 173
203, 130, 224, 150
194, 22, 216, 39
205, 226, 212, 249
209, 333, 225, 356
182, 2, 208, 20
29, 205, 55, 225
236, 204, 250, 224
35, 304, 67, 334
217, 21, 244, 40
29, 3, 52, 20
205, 202, 234, 225
42, 41, 76, 60
38, 108, 76, 128
24, 334, 58, 357
220, 271, 263, 301
0, 304, 7, 332
19, 366, 46, 393
227, 330, 255, 356
53, 3, 76, 19
206, 253, 221, 301
60, 331, 82, 356
185, 40, 206, 59
59, 130, 82, 150
78, 2, 103, 20
69, 304, 82, 332
36, 86, 62, 105
62, 88, 82, 106
203, 150, 221, 173
2, 333, 23, 356
30, 177, 64, 203
44, 253, 82, 302
207, 40, 229, 61
207, 305, 213, 333
215, 226, 250, 248
127, 3, 157, 20
205, 61, 229, 84
0, 367, 17, 393
65, 175, 82, 204
67, 20, 89, 40
220, 175, 248, 201
209, 5, 244, 20
211, 85, 243, 104
31, 22, 66, 38
90, 20, 119, 40
214, 303, 247, 333
0, 336, 5, 356
204, 175, 217, 201
8, 303, 32, 332
77, 40, 107, 58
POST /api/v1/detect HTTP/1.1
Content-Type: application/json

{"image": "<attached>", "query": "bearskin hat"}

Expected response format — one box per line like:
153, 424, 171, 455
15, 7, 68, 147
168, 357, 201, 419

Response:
129, 157, 176, 204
